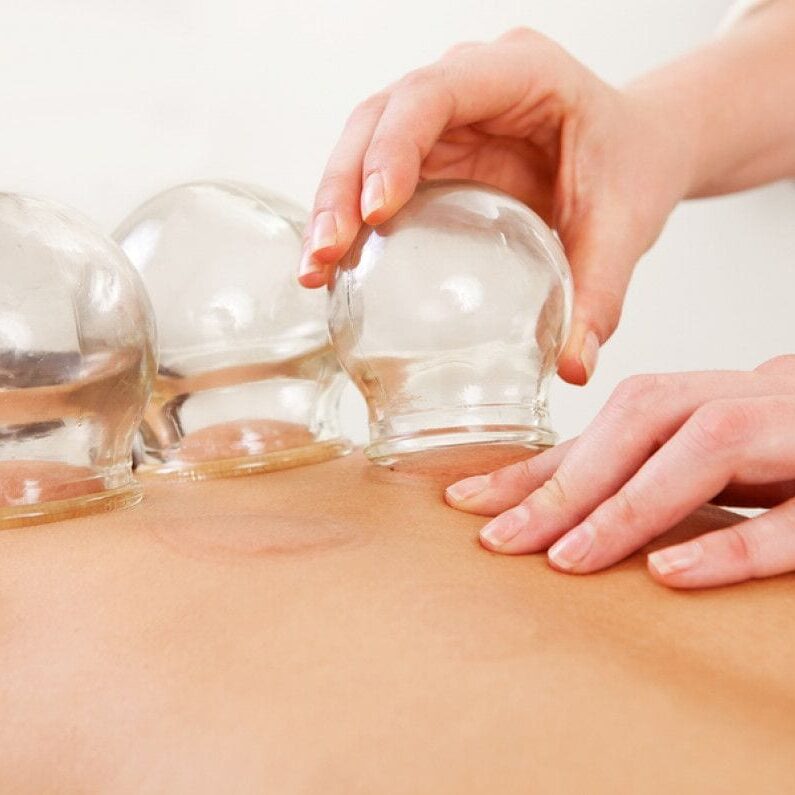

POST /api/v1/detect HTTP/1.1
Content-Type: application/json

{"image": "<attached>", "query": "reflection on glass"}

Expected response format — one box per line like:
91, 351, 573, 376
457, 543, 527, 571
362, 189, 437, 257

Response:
0, 194, 156, 528
328, 180, 572, 471
115, 180, 351, 480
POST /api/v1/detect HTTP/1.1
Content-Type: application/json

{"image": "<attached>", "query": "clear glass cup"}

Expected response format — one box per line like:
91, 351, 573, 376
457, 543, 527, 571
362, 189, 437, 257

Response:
0, 194, 157, 528
115, 180, 352, 480
328, 180, 572, 472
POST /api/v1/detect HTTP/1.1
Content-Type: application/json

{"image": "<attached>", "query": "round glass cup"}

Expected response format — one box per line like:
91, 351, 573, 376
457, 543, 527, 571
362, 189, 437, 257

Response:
328, 180, 572, 473
0, 194, 156, 528
115, 180, 352, 481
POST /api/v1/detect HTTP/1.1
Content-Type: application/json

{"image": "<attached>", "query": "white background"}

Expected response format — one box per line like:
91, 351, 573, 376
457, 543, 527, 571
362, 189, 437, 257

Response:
2, 0, 792, 443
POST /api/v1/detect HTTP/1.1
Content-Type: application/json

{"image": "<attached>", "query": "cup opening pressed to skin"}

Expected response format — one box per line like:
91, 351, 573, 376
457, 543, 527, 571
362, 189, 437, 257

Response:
0, 460, 142, 529
365, 420, 555, 479
136, 419, 353, 481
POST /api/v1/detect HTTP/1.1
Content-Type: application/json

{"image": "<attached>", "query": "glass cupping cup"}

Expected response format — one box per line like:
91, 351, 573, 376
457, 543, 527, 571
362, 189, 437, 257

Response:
328, 180, 572, 471
0, 194, 156, 528
115, 180, 351, 480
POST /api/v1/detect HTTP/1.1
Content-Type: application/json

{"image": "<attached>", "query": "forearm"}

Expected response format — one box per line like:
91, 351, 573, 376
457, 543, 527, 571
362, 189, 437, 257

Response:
627, 0, 795, 198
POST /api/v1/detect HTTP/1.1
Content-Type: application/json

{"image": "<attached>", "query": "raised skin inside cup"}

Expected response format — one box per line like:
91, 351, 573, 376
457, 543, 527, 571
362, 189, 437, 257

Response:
0, 461, 105, 507
376, 442, 545, 479
170, 420, 317, 464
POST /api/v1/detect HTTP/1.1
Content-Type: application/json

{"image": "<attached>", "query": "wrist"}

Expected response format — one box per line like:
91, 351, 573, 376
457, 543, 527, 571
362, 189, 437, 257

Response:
624, 0, 795, 198
622, 66, 706, 202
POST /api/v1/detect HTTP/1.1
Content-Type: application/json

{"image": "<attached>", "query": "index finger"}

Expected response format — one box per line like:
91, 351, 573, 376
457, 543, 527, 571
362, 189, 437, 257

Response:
301, 30, 571, 286
298, 93, 388, 287
358, 34, 571, 225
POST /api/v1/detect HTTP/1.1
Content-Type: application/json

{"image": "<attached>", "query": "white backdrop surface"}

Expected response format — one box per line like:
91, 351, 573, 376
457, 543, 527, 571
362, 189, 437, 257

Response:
2, 0, 792, 443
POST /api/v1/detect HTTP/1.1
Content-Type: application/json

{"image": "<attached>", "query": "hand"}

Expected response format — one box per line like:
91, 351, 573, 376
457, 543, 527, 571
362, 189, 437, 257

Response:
299, 27, 693, 384
444, 355, 795, 588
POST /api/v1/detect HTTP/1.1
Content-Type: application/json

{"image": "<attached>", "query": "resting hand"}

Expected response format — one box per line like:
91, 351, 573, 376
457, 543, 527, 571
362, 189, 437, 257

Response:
445, 355, 795, 589
299, 28, 692, 384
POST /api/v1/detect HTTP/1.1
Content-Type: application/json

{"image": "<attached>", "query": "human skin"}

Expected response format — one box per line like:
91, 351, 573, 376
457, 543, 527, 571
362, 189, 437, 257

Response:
1, 453, 794, 793
299, 1, 795, 588
297, 0, 795, 384
446, 356, 795, 588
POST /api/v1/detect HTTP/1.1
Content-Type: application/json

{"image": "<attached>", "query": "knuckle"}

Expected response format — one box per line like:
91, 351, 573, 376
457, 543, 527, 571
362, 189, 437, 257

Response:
606, 487, 643, 530
494, 446, 559, 491
755, 354, 795, 377
498, 26, 539, 44
722, 524, 760, 578
398, 65, 441, 93
531, 473, 568, 510
509, 455, 540, 485
351, 92, 388, 119
609, 373, 667, 413
687, 401, 756, 454
442, 40, 479, 59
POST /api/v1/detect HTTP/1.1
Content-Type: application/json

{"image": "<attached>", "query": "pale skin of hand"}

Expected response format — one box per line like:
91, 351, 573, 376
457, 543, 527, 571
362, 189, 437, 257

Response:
298, 28, 693, 383
299, 2, 795, 384
450, 1, 795, 589
445, 356, 795, 589
302, 1, 795, 587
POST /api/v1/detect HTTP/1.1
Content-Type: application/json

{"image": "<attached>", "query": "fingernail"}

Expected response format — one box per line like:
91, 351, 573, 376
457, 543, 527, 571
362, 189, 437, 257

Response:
298, 250, 322, 279
648, 541, 703, 576
446, 474, 490, 503
548, 522, 595, 570
310, 211, 337, 253
480, 505, 529, 548
361, 172, 385, 220
580, 330, 600, 383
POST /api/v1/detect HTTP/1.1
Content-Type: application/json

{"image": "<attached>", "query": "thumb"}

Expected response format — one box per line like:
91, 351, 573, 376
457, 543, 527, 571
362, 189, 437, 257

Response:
556, 213, 641, 386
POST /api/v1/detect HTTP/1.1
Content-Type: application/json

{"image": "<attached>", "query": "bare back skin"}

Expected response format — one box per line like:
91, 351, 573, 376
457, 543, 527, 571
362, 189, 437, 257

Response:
1, 451, 793, 793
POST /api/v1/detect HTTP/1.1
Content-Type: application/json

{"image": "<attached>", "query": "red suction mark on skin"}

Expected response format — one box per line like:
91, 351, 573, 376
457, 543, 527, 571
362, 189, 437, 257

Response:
0, 461, 104, 507
148, 512, 362, 561
172, 421, 316, 464
382, 444, 542, 480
